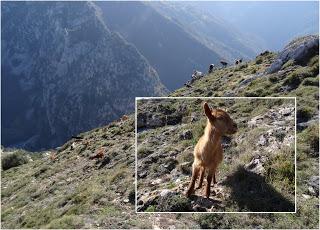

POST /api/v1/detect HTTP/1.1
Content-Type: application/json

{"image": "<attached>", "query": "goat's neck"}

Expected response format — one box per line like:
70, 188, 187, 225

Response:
204, 120, 222, 144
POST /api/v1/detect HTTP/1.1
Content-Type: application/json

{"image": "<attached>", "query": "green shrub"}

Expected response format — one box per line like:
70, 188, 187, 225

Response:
46, 215, 84, 228
299, 124, 319, 157
110, 170, 126, 184
308, 55, 319, 67
251, 68, 257, 74
145, 205, 156, 212
244, 87, 271, 97
128, 187, 135, 205
157, 194, 191, 212
282, 60, 295, 69
2, 151, 29, 170
137, 147, 152, 158
269, 75, 279, 83
302, 77, 319, 86
297, 106, 314, 122
234, 63, 248, 71
283, 74, 301, 88
255, 56, 263, 64
266, 153, 295, 192
283, 67, 315, 88
197, 214, 229, 229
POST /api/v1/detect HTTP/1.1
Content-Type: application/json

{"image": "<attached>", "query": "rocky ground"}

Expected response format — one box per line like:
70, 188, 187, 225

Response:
1, 35, 319, 228
136, 98, 296, 212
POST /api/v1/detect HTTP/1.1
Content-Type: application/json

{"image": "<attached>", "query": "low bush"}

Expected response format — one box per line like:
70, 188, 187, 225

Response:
157, 194, 192, 212
283, 67, 315, 89
299, 124, 319, 157
197, 214, 229, 229
281, 59, 295, 69
137, 147, 152, 158
2, 151, 29, 170
297, 106, 314, 123
255, 56, 263, 64
302, 77, 319, 86
265, 149, 295, 193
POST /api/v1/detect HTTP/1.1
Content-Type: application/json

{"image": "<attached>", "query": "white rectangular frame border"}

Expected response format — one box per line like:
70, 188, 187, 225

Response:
135, 96, 297, 214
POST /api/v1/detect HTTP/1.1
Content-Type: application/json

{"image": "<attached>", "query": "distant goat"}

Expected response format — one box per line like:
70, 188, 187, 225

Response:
235, 59, 243, 65
186, 102, 237, 198
120, 115, 129, 122
49, 151, 57, 161
185, 70, 204, 86
192, 70, 204, 79
89, 147, 106, 160
208, 64, 215, 74
220, 61, 228, 67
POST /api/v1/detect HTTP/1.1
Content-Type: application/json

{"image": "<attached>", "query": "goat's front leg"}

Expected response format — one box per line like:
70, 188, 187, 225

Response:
186, 164, 200, 197
205, 169, 214, 198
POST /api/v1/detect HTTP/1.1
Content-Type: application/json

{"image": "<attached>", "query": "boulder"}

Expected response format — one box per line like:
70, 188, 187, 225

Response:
267, 35, 319, 74
147, 114, 166, 128
244, 155, 268, 175
257, 134, 268, 146
166, 114, 182, 125
180, 130, 193, 140
137, 112, 147, 128
307, 176, 319, 196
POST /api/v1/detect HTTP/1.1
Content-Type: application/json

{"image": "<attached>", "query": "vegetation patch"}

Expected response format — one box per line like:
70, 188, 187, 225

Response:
156, 194, 192, 212
1, 150, 30, 170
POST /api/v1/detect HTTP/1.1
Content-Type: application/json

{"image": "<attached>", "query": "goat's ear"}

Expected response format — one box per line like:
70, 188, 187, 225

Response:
203, 102, 215, 120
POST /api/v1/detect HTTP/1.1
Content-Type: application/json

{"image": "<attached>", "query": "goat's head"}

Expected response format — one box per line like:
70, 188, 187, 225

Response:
203, 102, 237, 135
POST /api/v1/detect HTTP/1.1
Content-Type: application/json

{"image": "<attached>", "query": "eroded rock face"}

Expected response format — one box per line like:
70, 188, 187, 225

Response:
307, 176, 319, 197
267, 35, 319, 73
137, 101, 186, 129
1, 1, 167, 151
245, 155, 268, 176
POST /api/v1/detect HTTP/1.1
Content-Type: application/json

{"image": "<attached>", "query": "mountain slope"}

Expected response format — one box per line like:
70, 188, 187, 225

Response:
1, 1, 167, 151
147, 1, 263, 61
1, 35, 319, 228
95, 1, 222, 90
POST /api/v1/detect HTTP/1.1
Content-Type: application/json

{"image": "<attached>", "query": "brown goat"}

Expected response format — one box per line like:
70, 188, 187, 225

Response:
120, 115, 129, 122
89, 147, 106, 160
49, 151, 57, 161
186, 102, 237, 198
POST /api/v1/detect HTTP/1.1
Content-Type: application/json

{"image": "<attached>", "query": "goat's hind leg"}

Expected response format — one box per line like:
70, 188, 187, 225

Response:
186, 164, 200, 197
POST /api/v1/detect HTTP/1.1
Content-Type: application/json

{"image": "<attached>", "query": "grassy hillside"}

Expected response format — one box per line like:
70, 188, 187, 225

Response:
1, 36, 319, 228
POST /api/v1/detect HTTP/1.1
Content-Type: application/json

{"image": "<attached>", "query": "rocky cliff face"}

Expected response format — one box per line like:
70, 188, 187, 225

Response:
1, 36, 319, 228
147, 1, 262, 61
1, 1, 167, 150
96, 1, 222, 90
